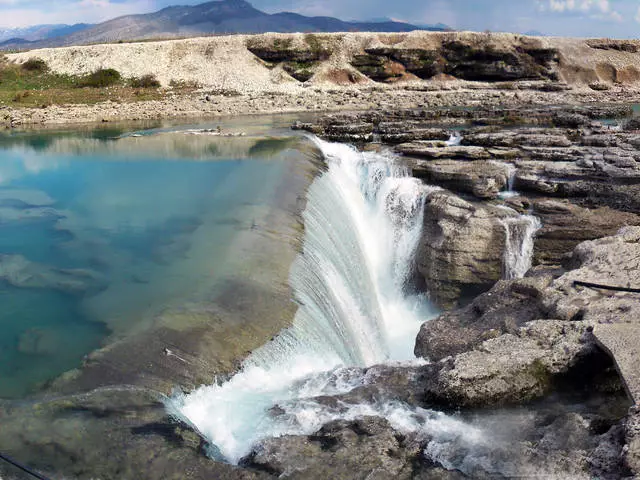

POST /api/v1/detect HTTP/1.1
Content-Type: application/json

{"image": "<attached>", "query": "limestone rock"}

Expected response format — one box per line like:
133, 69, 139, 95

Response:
432, 320, 596, 407
0, 387, 266, 480
415, 275, 553, 361
531, 199, 640, 265
416, 190, 512, 307
397, 143, 490, 160
410, 159, 511, 199
243, 417, 419, 480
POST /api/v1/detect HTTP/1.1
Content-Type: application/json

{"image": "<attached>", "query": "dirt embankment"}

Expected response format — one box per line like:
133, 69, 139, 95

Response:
4, 31, 640, 127
9, 31, 640, 90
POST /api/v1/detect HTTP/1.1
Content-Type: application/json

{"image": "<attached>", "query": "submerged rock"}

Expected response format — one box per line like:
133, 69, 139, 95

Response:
0, 387, 265, 480
0, 254, 106, 295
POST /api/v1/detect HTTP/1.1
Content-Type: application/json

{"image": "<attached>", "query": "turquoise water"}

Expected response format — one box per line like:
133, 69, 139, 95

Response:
0, 126, 302, 398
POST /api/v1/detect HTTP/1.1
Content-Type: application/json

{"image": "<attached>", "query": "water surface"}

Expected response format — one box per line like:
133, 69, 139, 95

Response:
0, 122, 308, 398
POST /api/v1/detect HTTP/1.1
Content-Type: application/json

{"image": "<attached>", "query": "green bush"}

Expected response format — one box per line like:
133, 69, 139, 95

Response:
79, 68, 122, 88
22, 58, 48, 73
129, 74, 161, 88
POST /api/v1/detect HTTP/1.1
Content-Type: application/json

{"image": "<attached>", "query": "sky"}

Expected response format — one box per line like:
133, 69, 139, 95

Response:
1, 0, 640, 38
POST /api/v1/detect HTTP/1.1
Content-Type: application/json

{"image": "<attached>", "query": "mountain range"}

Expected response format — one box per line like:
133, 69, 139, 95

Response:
0, 0, 448, 50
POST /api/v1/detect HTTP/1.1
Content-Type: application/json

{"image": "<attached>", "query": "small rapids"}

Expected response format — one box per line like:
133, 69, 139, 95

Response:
170, 138, 440, 463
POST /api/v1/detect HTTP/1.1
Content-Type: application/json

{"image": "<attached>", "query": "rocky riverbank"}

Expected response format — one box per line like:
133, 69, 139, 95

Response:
5, 31, 640, 128
2, 30, 640, 479
287, 102, 640, 478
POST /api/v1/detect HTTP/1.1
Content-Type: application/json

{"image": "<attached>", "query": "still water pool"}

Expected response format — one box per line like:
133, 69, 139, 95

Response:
0, 122, 307, 398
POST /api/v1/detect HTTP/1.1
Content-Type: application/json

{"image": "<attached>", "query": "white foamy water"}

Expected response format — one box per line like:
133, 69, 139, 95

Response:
170, 138, 440, 463
445, 132, 463, 146
501, 214, 542, 280
498, 162, 519, 199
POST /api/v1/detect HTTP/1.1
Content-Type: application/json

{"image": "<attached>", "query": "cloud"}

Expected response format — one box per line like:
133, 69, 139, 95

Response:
547, 0, 610, 12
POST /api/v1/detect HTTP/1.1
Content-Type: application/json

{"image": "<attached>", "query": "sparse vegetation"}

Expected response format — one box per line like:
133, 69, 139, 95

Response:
304, 34, 332, 58
21, 58, 49, 73
0, 60, 177, 107
79, 68, 122, 88
169, 79, 200, 89
128, 74, 161, 88
273, 37, 293, 51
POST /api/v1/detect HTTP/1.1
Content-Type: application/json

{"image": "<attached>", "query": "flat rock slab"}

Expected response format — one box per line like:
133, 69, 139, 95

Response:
594, 323, 640, 405
397, 143, 490, 160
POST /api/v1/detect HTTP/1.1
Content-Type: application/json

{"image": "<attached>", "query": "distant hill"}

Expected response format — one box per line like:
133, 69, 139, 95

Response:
0, 24, 91, 43
0, 0, 444, 50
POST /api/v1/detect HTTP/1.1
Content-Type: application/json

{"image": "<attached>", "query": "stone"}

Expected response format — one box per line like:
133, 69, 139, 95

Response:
397, 143, 490, 160
415, 275, 553, 361
531, 199, 640, 265
416, 190, 513, 307
0, 387, 266, 480
243, 417, 419, 479
409, 159, 511, 199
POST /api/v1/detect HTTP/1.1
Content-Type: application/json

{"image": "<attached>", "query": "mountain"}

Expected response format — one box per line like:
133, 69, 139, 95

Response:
0, 24, 91, 43
1, 0, 443, 50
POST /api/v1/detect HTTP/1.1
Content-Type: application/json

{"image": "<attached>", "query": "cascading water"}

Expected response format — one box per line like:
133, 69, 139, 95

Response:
500, 214, 542, 280
445, 132, 463, 146
495, 161, 518, 199
169, 137, 439, 463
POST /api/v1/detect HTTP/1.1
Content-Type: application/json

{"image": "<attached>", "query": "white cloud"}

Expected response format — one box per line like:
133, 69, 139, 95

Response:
548, 0, 611, 13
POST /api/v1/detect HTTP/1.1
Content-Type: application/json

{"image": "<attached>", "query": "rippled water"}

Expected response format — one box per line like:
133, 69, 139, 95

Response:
0, 122, 307, 398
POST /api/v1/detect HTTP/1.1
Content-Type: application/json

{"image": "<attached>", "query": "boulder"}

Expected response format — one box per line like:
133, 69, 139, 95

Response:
409, 159, 511, 199
531, 199, 640, 265
416, 227, 640, 411
243, 417, 419, 479
416, 190, 512, 307
624, 408, 640, 476
415, 275, 554, 361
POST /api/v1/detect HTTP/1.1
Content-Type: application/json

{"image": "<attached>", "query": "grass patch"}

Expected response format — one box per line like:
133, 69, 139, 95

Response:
0, 60, 198, 107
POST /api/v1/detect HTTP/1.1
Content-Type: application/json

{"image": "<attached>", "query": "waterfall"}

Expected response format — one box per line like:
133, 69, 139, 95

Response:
169, 137, 437, 463
445, 132, 463, 146
496, 162, 518, 199
500, 214, 541, 280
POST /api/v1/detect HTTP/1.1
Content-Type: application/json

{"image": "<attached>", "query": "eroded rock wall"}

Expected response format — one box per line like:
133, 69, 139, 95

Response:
9, 32, 640, 92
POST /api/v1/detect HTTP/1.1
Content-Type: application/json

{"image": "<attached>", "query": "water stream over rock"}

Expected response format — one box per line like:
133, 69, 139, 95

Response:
500, 214, 542, 280
171, 137, 440, 463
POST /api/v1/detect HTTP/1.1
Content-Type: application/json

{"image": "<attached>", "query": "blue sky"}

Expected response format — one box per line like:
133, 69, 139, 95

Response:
1, 0, 639, 37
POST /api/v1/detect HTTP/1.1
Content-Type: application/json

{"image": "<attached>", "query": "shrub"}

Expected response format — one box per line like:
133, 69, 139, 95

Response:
12, 90, 30, 102
129, 74, 160, 88
79, 68, 122, 88
22, 58, 48, 73
169, 79, 200, 89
